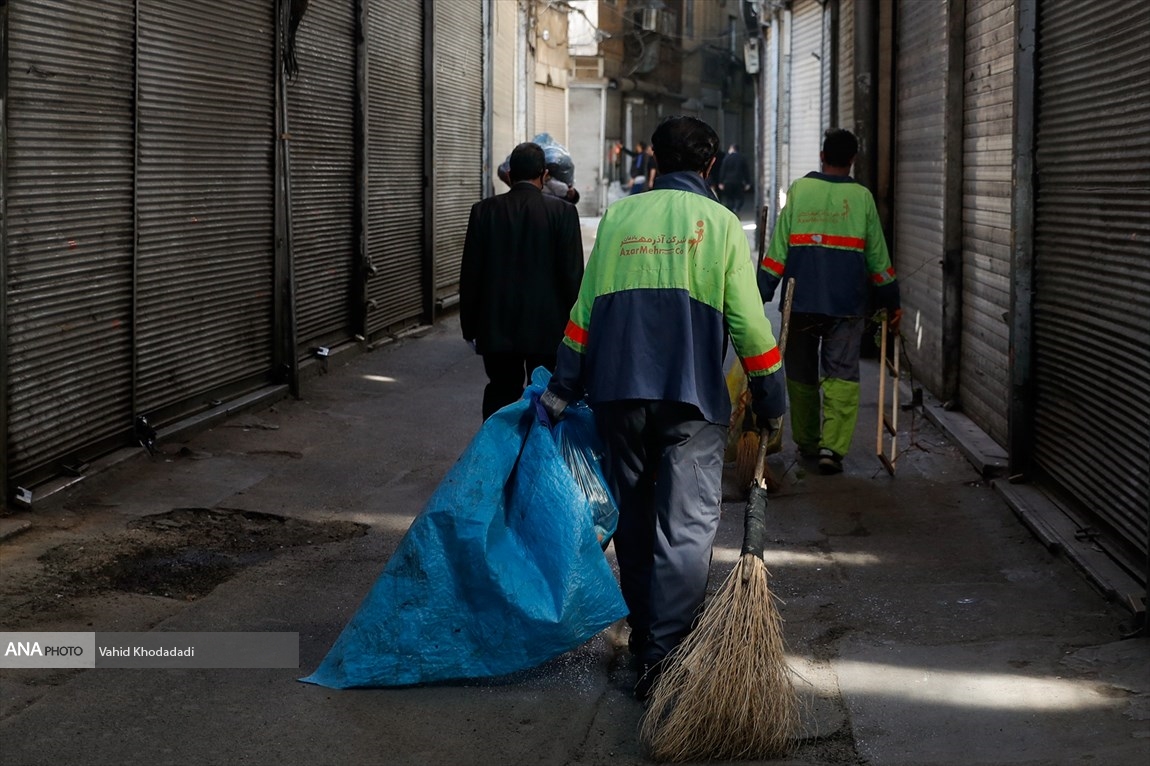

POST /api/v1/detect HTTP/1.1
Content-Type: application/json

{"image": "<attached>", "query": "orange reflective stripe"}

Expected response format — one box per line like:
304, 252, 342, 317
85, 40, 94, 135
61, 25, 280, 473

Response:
759, 256, 785, 275
743, 346, 782, 373
789, 233, 866, 250
564, 320, 588, 346
871, 266, 897, 284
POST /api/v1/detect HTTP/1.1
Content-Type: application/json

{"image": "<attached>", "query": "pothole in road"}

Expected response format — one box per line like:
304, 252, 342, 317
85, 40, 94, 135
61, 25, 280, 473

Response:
30, 507, 368, 606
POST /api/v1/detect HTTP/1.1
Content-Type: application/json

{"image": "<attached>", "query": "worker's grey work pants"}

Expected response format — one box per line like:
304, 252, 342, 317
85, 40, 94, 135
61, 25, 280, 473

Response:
593, 400, 727, 664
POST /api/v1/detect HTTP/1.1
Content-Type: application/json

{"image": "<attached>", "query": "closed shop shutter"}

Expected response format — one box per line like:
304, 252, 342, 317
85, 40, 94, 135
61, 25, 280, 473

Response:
534, 84, 568, 146
366, 0, 425, 335
893, 0, 948, 395
838, 0, 854, 130
568, 87, 604, 216
434, 2, 484, 301
288, 0, 358, 352
491, 1, 519, 192
789, 0, 823, 180
136, 1, 276, 419
959, 0, 1013, 445
5, 1, 135, 481
1033, 0, 1150, 565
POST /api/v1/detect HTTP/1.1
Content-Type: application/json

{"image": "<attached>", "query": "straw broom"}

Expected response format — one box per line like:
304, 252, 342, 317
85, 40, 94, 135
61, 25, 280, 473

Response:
639, 433, 799, 762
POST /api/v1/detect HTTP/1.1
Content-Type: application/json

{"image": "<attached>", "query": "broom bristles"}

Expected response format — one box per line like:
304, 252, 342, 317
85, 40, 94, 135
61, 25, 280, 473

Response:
639, 554, 799, 762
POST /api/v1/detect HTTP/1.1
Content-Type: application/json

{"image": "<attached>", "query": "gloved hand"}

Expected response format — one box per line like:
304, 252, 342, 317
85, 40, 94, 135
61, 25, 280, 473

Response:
759, 415, 785, 455
535, 388, 568, 427
889, 307, 903, 334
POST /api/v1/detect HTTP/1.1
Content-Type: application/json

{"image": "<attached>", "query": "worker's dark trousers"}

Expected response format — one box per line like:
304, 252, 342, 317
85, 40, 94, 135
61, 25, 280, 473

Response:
481, 353, 555, 421
594, 400, 726, 664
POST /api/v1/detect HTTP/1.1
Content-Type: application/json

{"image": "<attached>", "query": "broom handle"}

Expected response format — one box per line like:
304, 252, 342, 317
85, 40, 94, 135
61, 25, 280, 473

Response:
751, 277, 796, 485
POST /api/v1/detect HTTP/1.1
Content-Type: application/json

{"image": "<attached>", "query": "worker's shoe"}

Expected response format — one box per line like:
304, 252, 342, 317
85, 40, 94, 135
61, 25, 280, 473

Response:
798, 443, 820, 460
818, 448, 844, 475
634, 661, 664, 703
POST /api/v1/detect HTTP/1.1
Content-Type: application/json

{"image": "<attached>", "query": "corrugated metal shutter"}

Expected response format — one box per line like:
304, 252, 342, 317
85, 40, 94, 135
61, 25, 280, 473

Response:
959, 0, 1012, 446
288, 0, 357, 352
534, 84, 567, 146
434, 3, 484, 300
136, 1, 276, 419
893, 0, 948, 395
821, 3, 832, 130
491, 1, 518, 192
568, 87, 604, 216
1033, 0, 1150, 563
5, 1, 135, 480
365, 0, 424, 335
789, 0, 823, 179
838, 0, 854, 130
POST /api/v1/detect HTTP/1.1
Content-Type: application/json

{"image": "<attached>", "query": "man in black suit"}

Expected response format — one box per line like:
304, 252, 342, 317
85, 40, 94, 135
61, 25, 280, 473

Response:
460, 142, 585, 420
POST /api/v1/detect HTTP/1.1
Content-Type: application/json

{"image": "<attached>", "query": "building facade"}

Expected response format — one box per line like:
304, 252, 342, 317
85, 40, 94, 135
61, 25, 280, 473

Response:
567, 0, 758, 215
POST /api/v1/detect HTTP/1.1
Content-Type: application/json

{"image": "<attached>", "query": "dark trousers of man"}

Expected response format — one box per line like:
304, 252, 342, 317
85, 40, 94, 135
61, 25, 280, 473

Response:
481, 353, 556, 420
721, 187, 745, 214
593, 400, 727, 665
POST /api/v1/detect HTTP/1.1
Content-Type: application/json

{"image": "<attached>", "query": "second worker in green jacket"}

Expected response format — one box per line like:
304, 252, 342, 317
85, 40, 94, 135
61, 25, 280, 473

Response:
758, 128, 902, 475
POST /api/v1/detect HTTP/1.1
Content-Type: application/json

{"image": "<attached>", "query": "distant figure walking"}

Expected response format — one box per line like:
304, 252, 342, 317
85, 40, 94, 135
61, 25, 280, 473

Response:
717, 144, 752, 213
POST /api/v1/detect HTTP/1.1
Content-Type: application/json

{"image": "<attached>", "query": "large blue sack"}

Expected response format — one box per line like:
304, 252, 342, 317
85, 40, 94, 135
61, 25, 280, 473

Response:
300, 369, 626, 688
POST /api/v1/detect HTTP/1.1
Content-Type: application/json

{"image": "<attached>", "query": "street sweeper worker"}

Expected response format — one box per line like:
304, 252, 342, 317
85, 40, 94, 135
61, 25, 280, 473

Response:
757, 127, 901, 475
539, 115, 787, 701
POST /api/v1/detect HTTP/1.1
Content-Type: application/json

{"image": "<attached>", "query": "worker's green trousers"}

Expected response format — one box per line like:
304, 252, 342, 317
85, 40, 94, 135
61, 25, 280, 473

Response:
784, 314, 866, 458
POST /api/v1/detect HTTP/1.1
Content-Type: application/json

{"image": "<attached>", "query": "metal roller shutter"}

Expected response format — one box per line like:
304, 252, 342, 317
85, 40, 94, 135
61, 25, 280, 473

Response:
135, 1, 276, 419
838, 0, 854, 131
366, 0, 424, 335
4, 1, 135, 481
789, 0, 823, 180
959, 0, 1012, 446
434, 2, 484, 300
893, 0, 948, 395
1033, 0, 1150, 565
288, 0, 357, 352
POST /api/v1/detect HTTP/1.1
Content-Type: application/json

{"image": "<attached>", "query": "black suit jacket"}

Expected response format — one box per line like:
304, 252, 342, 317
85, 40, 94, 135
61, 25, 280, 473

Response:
459, 182, 584, 355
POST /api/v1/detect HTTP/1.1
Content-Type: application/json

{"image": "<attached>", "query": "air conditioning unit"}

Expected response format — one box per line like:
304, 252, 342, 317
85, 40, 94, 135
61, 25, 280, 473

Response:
641, 8, 659, 32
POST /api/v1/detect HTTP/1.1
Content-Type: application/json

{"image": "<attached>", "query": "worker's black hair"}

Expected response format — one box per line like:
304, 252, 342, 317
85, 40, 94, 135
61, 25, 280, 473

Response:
822, 128, 859, 168
650, 116, 720, 175
508, 142, 546, 183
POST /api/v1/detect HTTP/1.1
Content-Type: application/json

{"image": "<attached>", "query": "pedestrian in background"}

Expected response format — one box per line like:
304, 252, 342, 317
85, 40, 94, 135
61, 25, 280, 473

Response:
757, 128, 902, 474
615, 140, 653, 194
717, 143, 752, 213
541, 116, 786, 701
460, 142, 585, 420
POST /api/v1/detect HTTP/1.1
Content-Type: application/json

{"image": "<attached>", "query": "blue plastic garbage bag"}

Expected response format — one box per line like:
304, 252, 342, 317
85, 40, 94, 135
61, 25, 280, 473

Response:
300, 369, 626, 688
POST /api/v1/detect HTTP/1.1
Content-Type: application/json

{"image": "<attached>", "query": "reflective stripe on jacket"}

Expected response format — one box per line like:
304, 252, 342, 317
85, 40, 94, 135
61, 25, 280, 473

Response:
758, 171, 899, 315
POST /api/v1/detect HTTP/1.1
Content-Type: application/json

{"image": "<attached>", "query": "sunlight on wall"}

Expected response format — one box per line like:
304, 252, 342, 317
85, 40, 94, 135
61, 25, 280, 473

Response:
914, 310, 923, 351
811, 658, 1115, 712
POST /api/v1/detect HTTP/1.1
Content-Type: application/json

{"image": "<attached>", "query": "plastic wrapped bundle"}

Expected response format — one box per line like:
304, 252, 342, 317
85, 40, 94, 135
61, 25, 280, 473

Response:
498, 133, 576, 187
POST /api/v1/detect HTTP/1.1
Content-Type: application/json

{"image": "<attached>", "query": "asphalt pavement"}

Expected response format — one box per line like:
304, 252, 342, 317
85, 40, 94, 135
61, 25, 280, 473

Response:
0, 217, 1147, 766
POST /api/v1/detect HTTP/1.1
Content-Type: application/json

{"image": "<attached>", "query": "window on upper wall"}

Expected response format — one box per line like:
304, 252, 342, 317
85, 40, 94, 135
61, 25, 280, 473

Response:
684, 0, 695, 40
